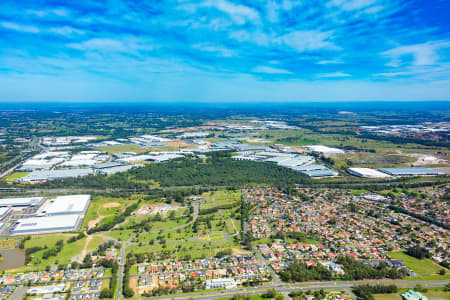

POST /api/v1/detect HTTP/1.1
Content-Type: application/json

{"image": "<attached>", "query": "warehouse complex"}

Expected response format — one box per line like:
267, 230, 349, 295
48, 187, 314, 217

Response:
303, 145, 345, 155
0, 197, 45, 207
11, 214, 82, 235
377, 167, 440, 177
0, 195, 91, 236
348, 168, 392, 178
347, 167, 441, 178
38, 195, 91, 216
292, 164, 339, 178
19, 169, 94, 183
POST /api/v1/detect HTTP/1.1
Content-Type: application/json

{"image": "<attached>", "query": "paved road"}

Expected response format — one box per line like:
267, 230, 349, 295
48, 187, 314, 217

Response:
7, 286, 27, 300
116, 244, 126, 300
134, 279, 450, 300
253, 245, 281, 285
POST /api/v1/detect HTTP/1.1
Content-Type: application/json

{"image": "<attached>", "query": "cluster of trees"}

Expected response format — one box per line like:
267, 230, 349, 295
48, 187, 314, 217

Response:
88, 203, 138, 234
25, 245, 44, 264
240, 198, 252, 249
279, 262, 333, 282
215, 248, 232, 258
406, 246, 431, 259
261, 288, 284, 300
99, 262, 118, 298
353, 284, 398, 300
27, 154, 312, 190
199, 206, 218, 215
95, 241, 120, 257
289, 289, 327, 300
337, 256, 405, 280
68, 232, 86, 243
122, 259, 134, 298
19, 235, 31, 249
42, 240, 64, 260
81, 255, 93, 268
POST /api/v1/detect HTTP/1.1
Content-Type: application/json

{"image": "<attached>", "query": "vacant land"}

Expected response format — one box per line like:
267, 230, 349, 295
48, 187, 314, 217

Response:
0, 238, 19, 249
4, 172, 29, 182
388, 251, 448, 277
97, 144, 151, 154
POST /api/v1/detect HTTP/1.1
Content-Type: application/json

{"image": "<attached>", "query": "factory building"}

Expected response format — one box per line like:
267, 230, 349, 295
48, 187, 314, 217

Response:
11, 214, 82, 235
378, 167, 440, 177
39, 195, 91, 216
303, 145, 345, 155
291, 164, 338, 178
19, 169, 93, 183
264, 155, 314, 167
145, 154, 183, 162
99, 164, 144, 175
348, 167, 391, 178
0, 197, 44, 207
91, 162, 124, 169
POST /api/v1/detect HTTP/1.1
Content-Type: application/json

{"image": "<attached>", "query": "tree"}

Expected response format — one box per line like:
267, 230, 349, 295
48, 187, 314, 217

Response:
406, 247, 430, 259
100, 288, 113, 298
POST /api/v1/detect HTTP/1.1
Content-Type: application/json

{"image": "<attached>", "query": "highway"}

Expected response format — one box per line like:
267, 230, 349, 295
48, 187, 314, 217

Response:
131, 279, 450, 300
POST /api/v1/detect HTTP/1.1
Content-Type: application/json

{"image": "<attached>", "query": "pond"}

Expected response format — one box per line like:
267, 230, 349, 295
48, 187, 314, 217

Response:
0, 248, 25, 269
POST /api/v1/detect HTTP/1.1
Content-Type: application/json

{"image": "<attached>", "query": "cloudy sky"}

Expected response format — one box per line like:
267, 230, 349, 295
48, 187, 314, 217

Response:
1, 0, 449, 102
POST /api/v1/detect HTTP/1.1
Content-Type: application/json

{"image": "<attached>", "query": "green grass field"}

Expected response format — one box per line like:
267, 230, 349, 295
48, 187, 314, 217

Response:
4, 172, 29, 182
388, 251, 448, 277
127, 238, 239, 260
199, 232, 225, 242
6, 234, 110, 273
97, 144, 151, 154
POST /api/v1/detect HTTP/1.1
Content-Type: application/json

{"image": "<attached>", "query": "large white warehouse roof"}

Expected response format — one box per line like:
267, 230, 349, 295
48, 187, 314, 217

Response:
0, 197, 44, 207
12, 214, 81, 235
39, 195, 91, 216
348, 168, 391, 178
303, 145, 345, 154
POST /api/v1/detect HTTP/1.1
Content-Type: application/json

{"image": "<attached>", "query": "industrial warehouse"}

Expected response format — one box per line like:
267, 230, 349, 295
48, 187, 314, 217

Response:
0, 195, 91, 236
348, 167, 392, 178
11, 214, 82, 235
347, 167, 441, 178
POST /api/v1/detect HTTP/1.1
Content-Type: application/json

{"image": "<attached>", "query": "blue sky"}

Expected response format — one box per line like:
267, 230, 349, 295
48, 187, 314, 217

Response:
0, 0, 449, 102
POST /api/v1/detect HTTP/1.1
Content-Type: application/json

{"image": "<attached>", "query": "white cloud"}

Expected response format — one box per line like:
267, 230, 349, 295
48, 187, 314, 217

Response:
382, 41, 450, 66
26, 7, 70, 17
50, 26, 84, 37
328, 0, 377, 11
317, 59, 342, 64
375, 63, 450, 80
52, 8, 69, 16
182, 0, 260, 25
192, 43, 234, 57
0, 21, 39, 33
317, 72, 351, 77
277, 30, 339, 52
266, 1, 280, 23
253, 66, 292, 74
67, 37, 154, 53
229, 30, 270, 46
205, 0, 260, 24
